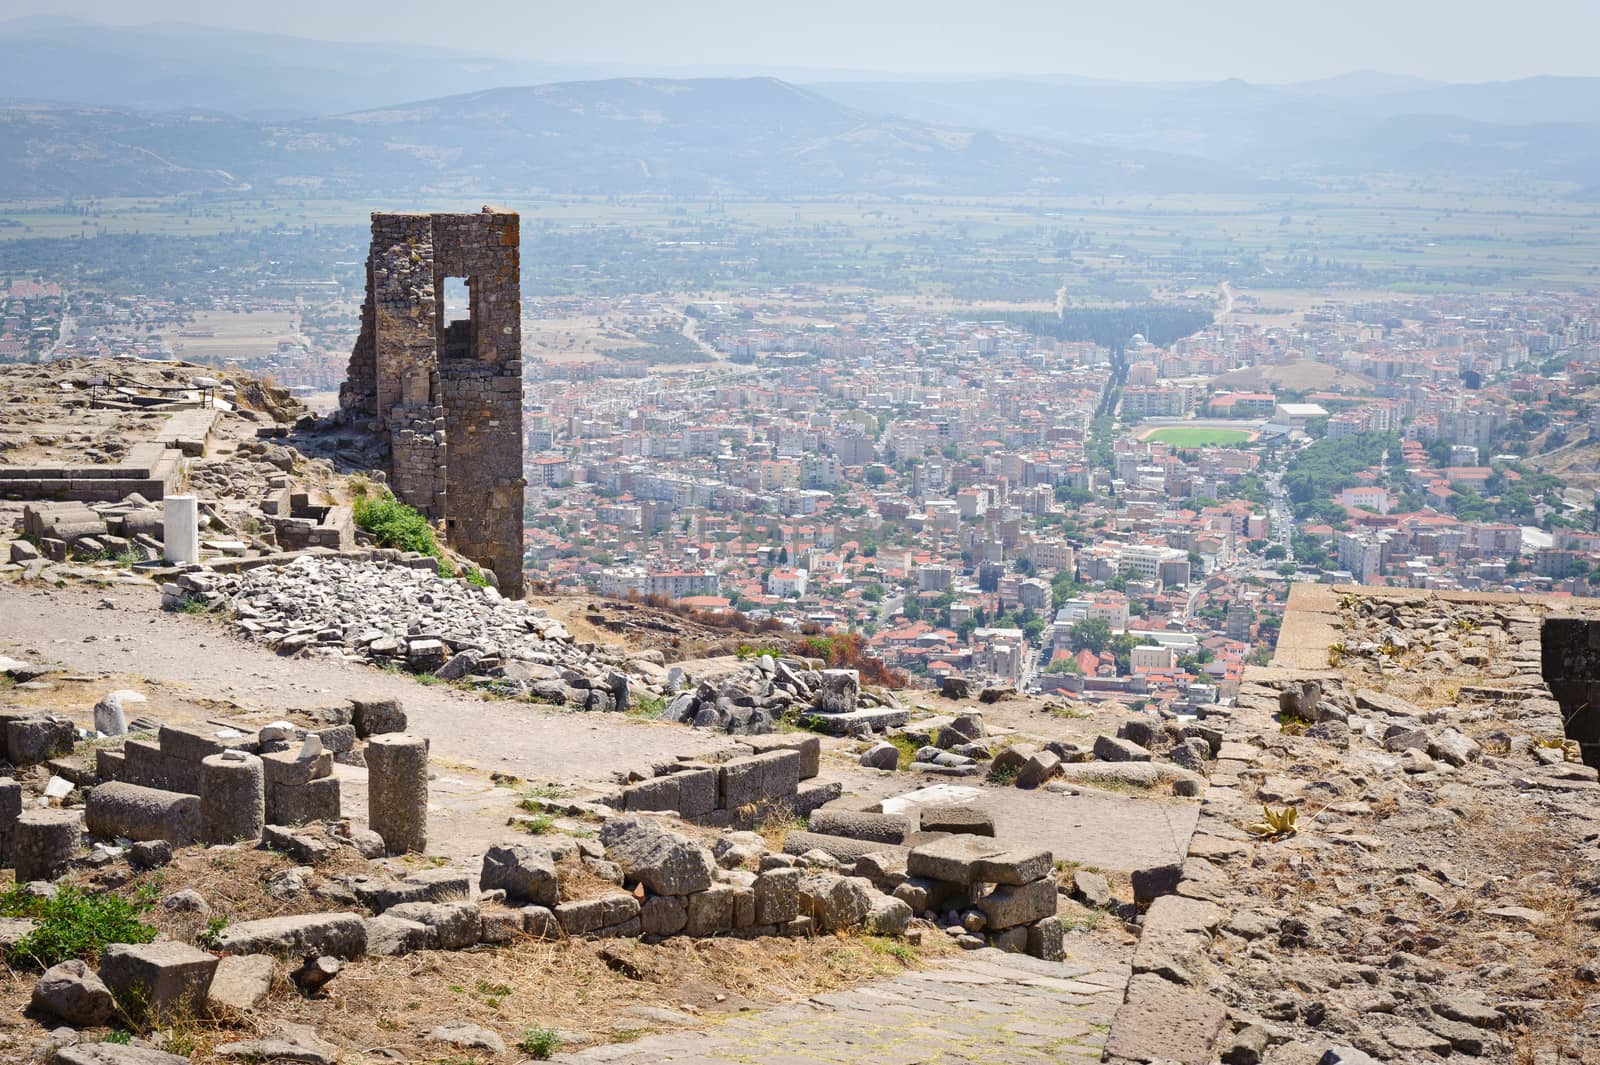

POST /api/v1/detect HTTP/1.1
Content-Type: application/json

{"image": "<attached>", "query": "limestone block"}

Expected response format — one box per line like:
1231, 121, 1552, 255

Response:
100, 942, 218, 1022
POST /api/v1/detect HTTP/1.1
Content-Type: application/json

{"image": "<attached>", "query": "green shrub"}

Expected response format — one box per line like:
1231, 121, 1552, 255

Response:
436, 556, 456, 579
0, 885, 157, 969
463, 566, 490, 588
352, 491, 439, 557
627, 694, 667, 719
518, 1027, 562, 1060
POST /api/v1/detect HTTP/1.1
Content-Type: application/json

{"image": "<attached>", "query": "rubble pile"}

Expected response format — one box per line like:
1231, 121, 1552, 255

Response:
659, 655, 906, 735
169, 555, 634, 696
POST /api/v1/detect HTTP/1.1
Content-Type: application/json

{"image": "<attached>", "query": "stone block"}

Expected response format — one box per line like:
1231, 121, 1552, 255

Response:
352, 868, 472, 912
741, 734, 821, 779
1104, 972, 1228, 1065
555, 893, 639, 937
918, 804, 994, 836
622, 775, 680, 813
813, 669, 860, 713
674, 767, 718, 820
5, 716, 75, 766
685, 885, 735, 937
214, 913, 367, 958
32, 959, 116, 1026
1093, 734, 1152, 762
479, 844, 560, 906
521, 906, 559, 940
756, 749, 801, 801
598, 817, 716, 895
797, 873, 875, 931
364, 914, 432, 957
267, 776, 340, 826
907, 835, 1035, 886
975, 879, 1058, 930
100, 942, 218, 1022
480, 908, 524, 944
157, 723, 240, 765
864, 894, 912, 935
261, 749, 333, 788
755, 867, 801, 925
351, 697, 407, 738
206, 954, 276, 1014
1027, 915, 1064, 961
732, 886, 756, 929
641, 894, 688, 936
385, 900, 481, 950
972, 848, 1052, 886
716, 756, 764, 810
312, 725, 356, 755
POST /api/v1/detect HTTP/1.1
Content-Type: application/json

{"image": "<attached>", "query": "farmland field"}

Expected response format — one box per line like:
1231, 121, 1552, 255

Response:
1143, 427, 1255, 447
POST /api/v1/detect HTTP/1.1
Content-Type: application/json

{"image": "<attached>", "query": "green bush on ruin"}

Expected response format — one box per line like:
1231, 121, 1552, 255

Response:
0, 884, 157, 970
353, 490, 440, 558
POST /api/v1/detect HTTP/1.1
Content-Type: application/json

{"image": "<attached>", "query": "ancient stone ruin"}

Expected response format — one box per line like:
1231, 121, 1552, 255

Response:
340, 208, 525, 598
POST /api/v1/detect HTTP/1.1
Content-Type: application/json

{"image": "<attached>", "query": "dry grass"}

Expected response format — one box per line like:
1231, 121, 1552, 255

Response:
33, 932, 936, 1063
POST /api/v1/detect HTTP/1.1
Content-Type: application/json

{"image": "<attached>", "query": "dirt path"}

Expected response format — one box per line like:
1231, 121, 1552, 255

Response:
0, 580, 734, 861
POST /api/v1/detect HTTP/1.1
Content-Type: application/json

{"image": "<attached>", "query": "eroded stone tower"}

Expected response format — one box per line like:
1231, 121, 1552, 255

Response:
341, 208, 525, 598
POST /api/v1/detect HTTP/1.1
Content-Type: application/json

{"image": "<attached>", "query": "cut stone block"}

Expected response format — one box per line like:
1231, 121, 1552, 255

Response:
206, 954, 276, 1014
100, 941, 218, 1022
214, 913, 367, 958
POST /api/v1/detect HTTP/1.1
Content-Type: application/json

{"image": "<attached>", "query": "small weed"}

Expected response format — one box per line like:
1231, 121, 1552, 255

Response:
474, 978, 513, 1008
1045, 703, 1088, 719
160, 1020, 199, 1058
1246, 804, 1299, 840
518, 1026, 562, 1060
179, 598, 210, 615
101, 1031, 132, 1045
1327, 642, 1346, 668
627, 694, 667, 720
735, 643, 785, 660
436, 556, 456, 579
756, 808, 805, 851
114, 550, 143, 569
520, 814, 557, 835
195, 918, 227, 951
463, 566, 491, 589
865, 935, 919, 965
987, 763, 1019, 786
0, 674, 15, 692
523, 783, 568, 803
886, 733, 921, 770
415, 673, 444, 687
1534, 735, 1581, 762
1063, 908, 1105, 931
1278, 712, 1312, 735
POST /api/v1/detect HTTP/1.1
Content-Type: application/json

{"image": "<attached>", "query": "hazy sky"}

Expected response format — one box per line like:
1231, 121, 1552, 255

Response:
17, 0, 1600, 83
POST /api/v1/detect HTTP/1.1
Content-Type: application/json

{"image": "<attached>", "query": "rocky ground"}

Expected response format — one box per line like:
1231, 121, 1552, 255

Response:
1104, 590, 1600, 1065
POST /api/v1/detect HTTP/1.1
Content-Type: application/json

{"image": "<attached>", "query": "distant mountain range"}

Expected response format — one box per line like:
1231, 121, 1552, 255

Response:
0, 79, 1269, 199
3, 18, 1600, 200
